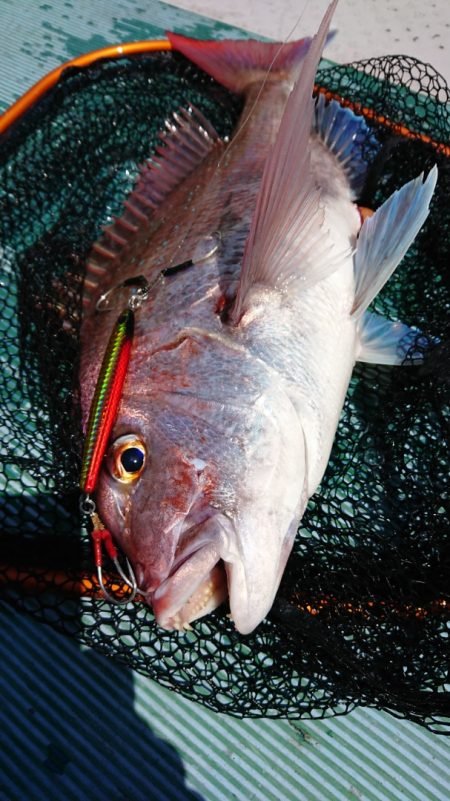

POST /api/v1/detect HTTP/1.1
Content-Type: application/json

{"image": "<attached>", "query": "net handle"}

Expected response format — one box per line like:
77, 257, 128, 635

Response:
0, 39, 172, 136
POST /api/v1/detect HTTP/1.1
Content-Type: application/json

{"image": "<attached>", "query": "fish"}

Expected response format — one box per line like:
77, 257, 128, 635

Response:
79, 0, 437, 634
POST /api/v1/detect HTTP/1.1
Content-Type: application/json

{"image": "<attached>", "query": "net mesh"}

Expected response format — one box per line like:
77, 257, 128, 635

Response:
0, 50, 449, 732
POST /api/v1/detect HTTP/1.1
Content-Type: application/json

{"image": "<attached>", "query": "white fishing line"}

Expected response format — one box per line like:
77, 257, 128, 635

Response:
216, 0, 311, 169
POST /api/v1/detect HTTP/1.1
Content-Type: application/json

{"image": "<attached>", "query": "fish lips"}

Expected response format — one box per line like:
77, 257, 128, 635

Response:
150, 544, 288, 636
151, 542, 227, 630
147, 511, 294, 635
148, 513, 234, 630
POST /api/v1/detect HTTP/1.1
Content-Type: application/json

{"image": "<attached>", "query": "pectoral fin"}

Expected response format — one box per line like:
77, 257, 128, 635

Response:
357, 311, 423, 365
352, 166, 438, 319
231, 0, 340, 322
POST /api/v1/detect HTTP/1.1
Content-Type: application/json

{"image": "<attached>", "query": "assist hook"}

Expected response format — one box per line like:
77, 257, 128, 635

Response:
79, 497, 138, 605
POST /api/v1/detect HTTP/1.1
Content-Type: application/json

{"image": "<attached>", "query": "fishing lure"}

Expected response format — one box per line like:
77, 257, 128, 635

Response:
80, 281, 149, 604
80, 307, 135, 496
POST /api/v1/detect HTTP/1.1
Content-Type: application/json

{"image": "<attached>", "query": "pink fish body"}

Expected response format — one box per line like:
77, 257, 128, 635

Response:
80, 0, 437, 633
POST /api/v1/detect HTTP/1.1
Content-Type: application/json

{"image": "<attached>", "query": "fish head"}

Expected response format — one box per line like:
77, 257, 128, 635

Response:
95, 348, 308, 635
95, 397, 232, 627
97, 426, 207, 569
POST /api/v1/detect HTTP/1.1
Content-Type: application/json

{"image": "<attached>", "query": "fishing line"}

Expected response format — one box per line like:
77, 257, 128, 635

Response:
215, 0, 311, 170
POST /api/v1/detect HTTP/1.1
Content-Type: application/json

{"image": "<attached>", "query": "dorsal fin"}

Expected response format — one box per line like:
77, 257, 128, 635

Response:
83, 106, 221, 308
231, 0, 340, 322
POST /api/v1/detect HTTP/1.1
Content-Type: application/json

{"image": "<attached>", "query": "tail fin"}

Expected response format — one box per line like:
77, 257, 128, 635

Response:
167, 33, 312, 93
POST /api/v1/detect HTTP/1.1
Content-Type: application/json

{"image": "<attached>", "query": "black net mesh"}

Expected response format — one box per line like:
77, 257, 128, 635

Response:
0, 50, 449, 732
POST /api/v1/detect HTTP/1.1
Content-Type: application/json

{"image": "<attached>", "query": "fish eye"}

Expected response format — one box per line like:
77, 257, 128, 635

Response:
109, 434, 146, 483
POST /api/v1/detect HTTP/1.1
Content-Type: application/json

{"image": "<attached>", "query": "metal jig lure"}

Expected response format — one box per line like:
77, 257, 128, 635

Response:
80, 307, 135, 496
80, 288, 148, 604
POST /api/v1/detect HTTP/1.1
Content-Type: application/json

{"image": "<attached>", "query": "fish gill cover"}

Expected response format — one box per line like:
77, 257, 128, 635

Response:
0, 49, 449, 731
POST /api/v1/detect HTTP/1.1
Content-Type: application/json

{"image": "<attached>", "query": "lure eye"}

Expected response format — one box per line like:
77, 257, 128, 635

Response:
109, 434, 146, 483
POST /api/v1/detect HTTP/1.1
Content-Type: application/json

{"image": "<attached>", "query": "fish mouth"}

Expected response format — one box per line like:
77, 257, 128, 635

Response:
150, 543, 228, 631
